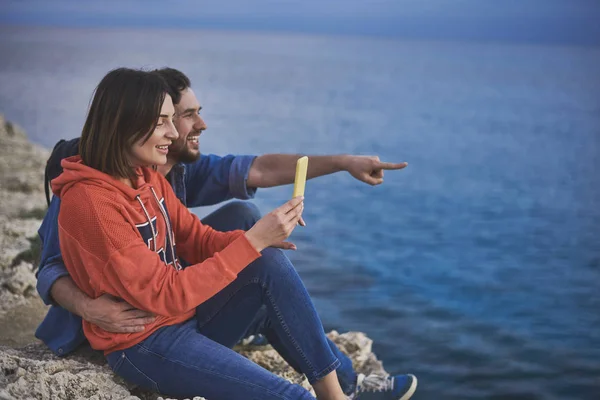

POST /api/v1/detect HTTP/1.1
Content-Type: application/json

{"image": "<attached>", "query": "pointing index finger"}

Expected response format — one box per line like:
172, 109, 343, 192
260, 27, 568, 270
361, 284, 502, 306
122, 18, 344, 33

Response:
377, 161, 408, 170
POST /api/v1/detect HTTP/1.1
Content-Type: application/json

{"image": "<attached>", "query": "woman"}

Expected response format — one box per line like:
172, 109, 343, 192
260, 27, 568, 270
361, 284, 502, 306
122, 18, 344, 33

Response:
53, 68, 416, 400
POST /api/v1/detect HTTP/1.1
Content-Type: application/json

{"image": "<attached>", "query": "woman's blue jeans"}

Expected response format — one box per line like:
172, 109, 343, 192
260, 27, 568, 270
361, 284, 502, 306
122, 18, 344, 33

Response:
106, 202, 357, 399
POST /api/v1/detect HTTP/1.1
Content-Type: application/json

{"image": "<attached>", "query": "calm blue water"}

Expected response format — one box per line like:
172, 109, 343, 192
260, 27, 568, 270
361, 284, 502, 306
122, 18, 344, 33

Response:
1, 26, 599, 399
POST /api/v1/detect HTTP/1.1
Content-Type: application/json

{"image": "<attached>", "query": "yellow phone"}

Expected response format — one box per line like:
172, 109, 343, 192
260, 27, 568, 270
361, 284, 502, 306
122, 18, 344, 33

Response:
293, 156, 309, 198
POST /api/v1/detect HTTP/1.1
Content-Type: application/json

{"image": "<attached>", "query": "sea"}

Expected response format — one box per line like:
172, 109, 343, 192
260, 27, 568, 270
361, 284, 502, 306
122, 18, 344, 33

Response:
1, 26, 599, 400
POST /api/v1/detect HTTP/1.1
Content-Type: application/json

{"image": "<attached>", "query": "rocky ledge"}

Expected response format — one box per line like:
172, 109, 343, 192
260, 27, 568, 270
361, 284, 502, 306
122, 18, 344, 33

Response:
0, 114, 387, 399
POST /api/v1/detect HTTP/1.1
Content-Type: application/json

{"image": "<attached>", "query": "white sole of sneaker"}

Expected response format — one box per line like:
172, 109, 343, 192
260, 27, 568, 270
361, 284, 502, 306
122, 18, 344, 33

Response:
399, 374, 418, 400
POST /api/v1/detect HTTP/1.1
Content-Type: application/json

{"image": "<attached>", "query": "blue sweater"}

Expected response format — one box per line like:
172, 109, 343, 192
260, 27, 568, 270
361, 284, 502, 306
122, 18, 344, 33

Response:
35, 154, 256, 356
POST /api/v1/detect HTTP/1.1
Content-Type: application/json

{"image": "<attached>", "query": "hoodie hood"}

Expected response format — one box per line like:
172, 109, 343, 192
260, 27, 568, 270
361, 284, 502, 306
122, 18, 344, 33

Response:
52, 156, 155, 201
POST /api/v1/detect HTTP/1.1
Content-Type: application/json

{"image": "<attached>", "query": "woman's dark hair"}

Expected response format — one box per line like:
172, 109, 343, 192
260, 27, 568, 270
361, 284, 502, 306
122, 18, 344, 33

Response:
153, 67, 191, 105
79, 68, 168, 179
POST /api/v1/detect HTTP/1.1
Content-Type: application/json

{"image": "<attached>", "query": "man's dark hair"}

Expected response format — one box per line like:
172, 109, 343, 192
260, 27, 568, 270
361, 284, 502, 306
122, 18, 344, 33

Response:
45, 138, 80, 205
153, 68, 191, 105
79, 68, 168, 180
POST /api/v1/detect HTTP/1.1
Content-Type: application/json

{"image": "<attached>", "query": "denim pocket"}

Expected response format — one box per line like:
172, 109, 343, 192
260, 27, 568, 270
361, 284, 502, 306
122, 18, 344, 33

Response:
110, 351, 159, 393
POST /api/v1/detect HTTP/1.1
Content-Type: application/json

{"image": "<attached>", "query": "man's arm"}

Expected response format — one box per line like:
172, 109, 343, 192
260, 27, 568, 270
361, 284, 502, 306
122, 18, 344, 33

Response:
184, 154, 257, 207
50, 276, 155, 333
49, 276, 91, 318
246, 154, 408, 188
38, 197, 154, 333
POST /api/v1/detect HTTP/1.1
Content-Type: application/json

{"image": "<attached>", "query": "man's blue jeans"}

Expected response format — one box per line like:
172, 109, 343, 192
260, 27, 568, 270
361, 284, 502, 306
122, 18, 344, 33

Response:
106, 201, 357, 399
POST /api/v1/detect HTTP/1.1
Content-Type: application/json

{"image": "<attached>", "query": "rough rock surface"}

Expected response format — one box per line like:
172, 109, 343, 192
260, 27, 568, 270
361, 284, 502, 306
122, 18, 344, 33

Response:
0, 331, 386, 400
0, 114, 388, 399
0, 114, 49, 219
0, 114, 49, 322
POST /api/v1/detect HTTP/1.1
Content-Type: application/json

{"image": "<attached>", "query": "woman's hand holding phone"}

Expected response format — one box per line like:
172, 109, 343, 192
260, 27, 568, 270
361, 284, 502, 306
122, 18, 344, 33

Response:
244, 197, 304, 252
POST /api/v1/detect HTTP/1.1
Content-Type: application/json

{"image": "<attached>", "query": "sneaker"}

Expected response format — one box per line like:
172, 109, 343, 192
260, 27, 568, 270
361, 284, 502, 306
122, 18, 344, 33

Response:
351, 373, 417, 400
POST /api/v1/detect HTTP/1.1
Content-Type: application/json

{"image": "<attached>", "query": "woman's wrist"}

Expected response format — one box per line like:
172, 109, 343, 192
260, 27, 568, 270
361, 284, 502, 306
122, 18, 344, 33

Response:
244, 231, 265, 253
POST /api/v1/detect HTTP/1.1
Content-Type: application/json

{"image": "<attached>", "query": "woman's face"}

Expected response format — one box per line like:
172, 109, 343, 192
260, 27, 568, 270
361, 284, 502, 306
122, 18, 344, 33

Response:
130, 94, 178, 167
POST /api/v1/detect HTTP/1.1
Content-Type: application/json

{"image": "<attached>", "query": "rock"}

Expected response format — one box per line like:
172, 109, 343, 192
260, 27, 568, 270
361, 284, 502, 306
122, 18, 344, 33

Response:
0, 217, 42, 270
1, 261, 37, 296
234, 330, 386, 397
326, 331, 385, 375
0, 343, 138, 400
0, 112, 48, 321
0, 114, 48, 324
0, 216, 45, 318
1, 331, 386, 400
0, 115, 49, 210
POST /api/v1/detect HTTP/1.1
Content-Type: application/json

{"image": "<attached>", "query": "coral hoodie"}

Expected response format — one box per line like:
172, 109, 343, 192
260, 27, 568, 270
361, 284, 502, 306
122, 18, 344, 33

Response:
52, 156, 261, 354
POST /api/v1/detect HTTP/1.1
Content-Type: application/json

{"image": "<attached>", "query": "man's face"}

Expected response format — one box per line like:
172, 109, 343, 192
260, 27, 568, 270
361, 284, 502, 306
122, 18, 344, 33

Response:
169, 88, 206, 164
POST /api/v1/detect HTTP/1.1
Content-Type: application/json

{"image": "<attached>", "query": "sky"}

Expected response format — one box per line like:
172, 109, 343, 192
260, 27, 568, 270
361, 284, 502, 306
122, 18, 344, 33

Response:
1, 0, 599, 45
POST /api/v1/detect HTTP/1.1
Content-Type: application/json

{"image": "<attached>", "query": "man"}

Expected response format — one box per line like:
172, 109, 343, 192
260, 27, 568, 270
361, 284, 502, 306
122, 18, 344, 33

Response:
36, 68, 414, 399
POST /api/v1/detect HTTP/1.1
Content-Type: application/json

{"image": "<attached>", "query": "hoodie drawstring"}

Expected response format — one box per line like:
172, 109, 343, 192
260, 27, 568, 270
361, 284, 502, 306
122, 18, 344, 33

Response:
150, 187, 180, 271
136, 195, 158, 252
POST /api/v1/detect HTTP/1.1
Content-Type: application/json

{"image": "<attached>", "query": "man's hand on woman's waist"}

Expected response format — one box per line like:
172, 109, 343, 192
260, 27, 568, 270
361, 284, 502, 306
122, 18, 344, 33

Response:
81, 293, 156, 333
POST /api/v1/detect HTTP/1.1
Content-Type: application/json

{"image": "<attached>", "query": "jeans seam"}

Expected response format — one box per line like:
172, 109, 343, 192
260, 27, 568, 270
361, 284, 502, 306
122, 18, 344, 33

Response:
262, 283, 317, 376
308, 358, 342, 384
136, 343, 166, 360
242, 274, 333, 382
122, 352, 160, 393
110, 352, 126, 371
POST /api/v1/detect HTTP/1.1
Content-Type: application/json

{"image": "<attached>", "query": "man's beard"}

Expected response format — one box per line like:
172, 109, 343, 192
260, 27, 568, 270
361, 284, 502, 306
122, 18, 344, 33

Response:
170, 143, 200, 164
